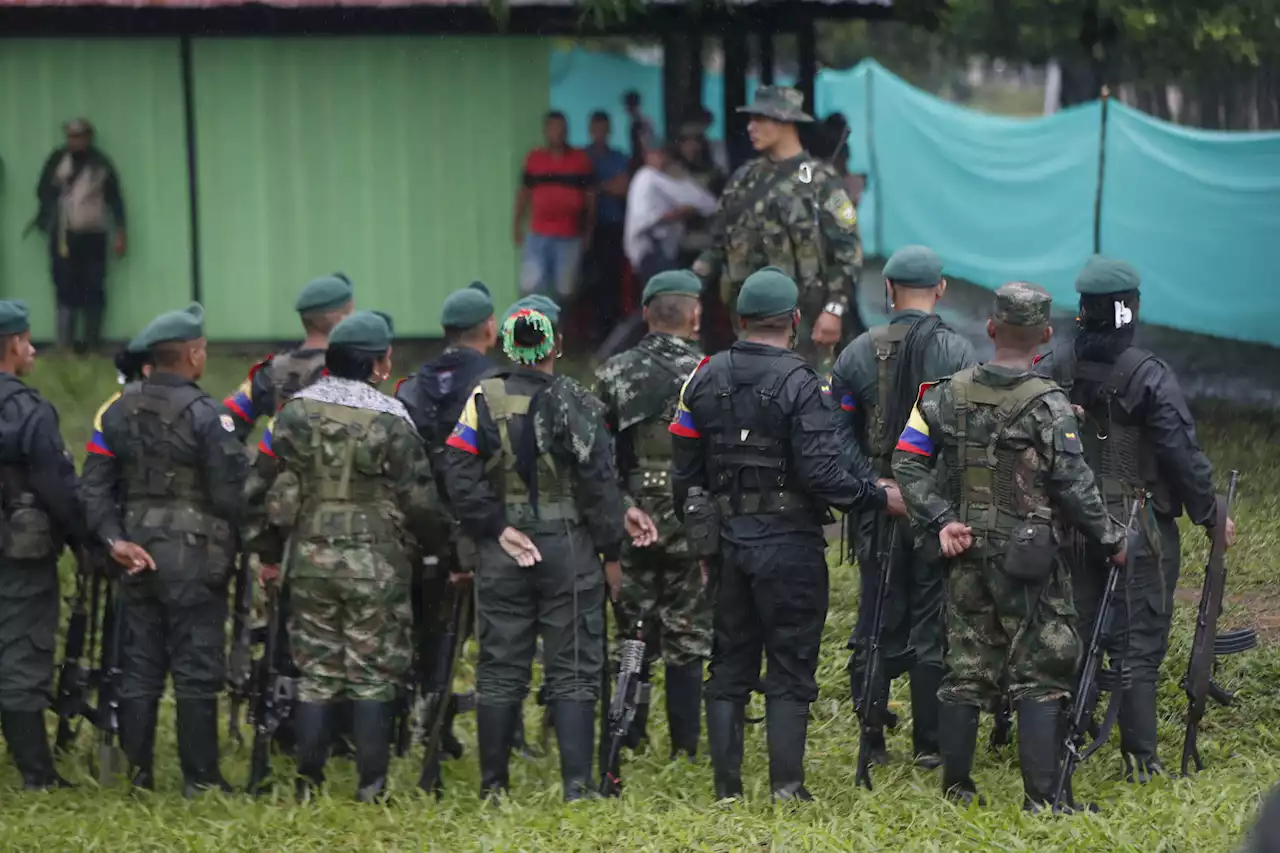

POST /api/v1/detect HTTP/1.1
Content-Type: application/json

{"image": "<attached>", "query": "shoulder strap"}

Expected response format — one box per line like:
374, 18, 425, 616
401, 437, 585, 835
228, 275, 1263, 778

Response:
1104, 347, 1155, 397
991, 377, 1058, 433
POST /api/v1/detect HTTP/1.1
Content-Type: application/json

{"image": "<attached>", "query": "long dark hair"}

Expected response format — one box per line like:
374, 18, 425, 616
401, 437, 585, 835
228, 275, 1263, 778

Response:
325, 345, 385, 381
1075, 291, 1139, 362
114, 348, 149, 384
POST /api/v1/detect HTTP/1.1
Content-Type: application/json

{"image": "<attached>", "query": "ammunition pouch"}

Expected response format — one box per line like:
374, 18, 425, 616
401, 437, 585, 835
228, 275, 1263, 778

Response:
682, 489, 721, 558
2, 496, 58, 561
627, 468, 671, 497
128, 504, 234, 585
1002, 519, 1057, 583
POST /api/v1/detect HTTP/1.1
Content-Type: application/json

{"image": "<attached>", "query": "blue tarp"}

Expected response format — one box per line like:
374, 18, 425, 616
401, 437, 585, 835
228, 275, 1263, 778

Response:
551, 49, 1280, 345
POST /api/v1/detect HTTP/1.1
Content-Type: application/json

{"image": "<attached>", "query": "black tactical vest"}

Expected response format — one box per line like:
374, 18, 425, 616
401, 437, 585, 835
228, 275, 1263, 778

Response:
705, 349, 812, 515
480, 373, 578, 523
117, 382, 217, 529
266, 349, 327, 413
0, 375, 60, 560
1069, 347, 1169, 514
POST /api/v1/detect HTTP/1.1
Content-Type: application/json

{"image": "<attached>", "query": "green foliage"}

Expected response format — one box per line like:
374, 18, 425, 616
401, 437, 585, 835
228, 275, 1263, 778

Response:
7, 354, 1277, 852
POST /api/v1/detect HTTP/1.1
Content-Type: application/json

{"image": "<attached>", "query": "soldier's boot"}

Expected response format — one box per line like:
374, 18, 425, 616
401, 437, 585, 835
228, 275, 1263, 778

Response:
352, 700, 393, 803
329, 700, 354, 760
706, 699, 745, 800
84, 303, 104, 353
553, 701, 597, 802
119, 699, 158, 790
766, 699, 813, 803
55, 305, 75, 352
910, 666, 944, 770
293, 702, 331, 802
1120, 682, 1166, 783
939, 702, 985, 806
1017, 698, 1098, 815
665, 661, 704, 761
477, 702, 516, 801
177, 699, 233, 797
1, 710, 73, 791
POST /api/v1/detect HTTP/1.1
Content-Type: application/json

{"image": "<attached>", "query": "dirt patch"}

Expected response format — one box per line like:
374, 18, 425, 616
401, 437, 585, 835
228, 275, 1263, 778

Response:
1175, 587, 1280, 641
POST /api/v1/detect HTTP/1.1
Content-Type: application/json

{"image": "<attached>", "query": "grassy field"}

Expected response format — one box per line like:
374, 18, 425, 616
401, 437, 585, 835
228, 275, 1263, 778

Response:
1, 351, 1276, 852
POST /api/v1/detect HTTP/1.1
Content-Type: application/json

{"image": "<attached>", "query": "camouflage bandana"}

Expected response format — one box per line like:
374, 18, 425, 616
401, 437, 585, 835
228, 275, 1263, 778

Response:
291, 375, 414, 426
994, 281, 1052, 327
502, 309, 555, 365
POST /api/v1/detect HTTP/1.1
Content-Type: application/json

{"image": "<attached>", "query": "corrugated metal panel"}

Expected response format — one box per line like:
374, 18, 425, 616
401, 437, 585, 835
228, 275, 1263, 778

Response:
0, 39, 191, 341
192, 37, 549, 339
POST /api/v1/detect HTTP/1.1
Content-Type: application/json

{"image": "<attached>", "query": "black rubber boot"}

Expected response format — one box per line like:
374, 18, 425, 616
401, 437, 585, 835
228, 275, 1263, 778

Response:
939, 702, 984, 806
477, 702, 517, 800
1, 710, 72, 790
766, 699, 813, 802
176, 699, 233, 797
352, 701, 393, 803
119, 699, 158, 790
55, 306, 75, 352
293, 702, 331, 802
706, 700, 745, 800
665, 661, 704, 760
1120, 682, 1166, 784
553, 700, 597, 802
910, 666, 944, 770
1018, 698, 1097, 814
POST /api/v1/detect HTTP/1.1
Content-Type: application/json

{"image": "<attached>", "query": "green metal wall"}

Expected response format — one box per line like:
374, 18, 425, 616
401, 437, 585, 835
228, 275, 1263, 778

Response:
0, 39, 192, 341
192, 37, 551, 339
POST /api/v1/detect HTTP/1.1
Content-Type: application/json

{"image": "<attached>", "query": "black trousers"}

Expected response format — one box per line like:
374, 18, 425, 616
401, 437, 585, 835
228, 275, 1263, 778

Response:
705, 537, 829, 704
50, 230, 107, 350
580, 222, 626, 344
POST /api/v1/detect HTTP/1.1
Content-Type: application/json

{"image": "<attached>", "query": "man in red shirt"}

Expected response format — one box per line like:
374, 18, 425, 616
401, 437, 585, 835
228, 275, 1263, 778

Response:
513, 112, 596, 302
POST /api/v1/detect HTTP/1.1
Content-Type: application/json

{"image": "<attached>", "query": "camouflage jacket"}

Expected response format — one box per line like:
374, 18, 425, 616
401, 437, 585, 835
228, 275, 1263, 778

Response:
891, 363, 1119, 550
696, 151, 861, 315
256, 377, 436, 577
221, 346, 328, 444
442, 368, 626, 561
595, 332, 703, 541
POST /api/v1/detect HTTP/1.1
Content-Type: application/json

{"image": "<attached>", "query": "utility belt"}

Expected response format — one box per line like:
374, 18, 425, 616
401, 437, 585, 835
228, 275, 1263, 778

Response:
964, 506, 1058, 584
505, 500, 582, 525
627, 468, 671, 496
715, 489, 813, 517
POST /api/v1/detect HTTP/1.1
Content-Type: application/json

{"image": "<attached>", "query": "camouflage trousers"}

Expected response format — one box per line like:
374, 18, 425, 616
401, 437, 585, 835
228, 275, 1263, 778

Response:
287, 574, 414, 703
614, 540, 711, 668
940, 554, 1081, 707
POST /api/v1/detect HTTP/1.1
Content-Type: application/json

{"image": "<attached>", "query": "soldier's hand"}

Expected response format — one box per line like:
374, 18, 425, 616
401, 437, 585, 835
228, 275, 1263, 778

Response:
449, 571, 474, 587
1109, 539, 1129, 568
881, 481, 907, 518
624, 507, 659, 547
1209, 516, 1238, 549
110, 540, 155, 575
811, 311, 842, 347
939, 522, 973, 558
604, 561, 623, 601
499, 526, 541, 567
259, 563, 281, 588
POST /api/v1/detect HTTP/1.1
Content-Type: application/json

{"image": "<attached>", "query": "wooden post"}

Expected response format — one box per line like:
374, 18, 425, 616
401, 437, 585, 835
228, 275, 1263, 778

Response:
723, 27, 750, 170
797, 15, 817, 115
663, 27, 704, 137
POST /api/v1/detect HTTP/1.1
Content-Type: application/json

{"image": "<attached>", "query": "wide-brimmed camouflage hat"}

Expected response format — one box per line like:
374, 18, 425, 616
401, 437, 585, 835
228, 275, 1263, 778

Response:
736, 86, 814, 123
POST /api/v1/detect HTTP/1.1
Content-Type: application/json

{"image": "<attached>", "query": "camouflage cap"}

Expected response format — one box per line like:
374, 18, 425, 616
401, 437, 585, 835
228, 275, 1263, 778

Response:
737, 266, 799, 318
329, 310, 395, 352
994, 282, 1052, 327
883, 245, 944, 288
736, 86, 814, 124
1075, 255, 1141, 296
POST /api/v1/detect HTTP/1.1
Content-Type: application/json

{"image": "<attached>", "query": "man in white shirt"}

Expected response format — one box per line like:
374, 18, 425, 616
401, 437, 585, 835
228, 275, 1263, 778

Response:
624, 146, 718, 286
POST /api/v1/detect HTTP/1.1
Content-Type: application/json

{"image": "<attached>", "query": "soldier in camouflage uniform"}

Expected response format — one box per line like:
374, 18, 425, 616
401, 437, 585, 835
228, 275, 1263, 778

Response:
84, 303, 248, 796
442, 296, 656, 801
221, 274, 354, 440
594, 270, 711, 761
891, 282, 1127, 813
257, 310, 436, 803
693, 86, 863, 373
831, 245, 977, 770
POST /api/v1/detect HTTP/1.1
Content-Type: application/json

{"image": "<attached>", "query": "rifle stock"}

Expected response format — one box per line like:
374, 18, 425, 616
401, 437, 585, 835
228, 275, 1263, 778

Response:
54, 553, 92, 754
1181, 471, 1253, 776
417, 579, 472, 791
855, 516, 897, 791
599, 621, 646, 797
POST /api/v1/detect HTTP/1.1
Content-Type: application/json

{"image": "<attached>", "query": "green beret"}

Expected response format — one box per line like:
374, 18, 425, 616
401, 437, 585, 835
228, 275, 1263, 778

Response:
504, 295, 561, 327
329, 310, 394, 351
642, 270, 702, 306
883, 245, 944, 288
468, 281, 491, 299
125, 331, 148, 354
736, 267, 798, 318
1075, 255, 1141, 296
140, 303, 205, 349
0, 300, 30, 337
295, 274, 354, 314
440, 285, 494, 329
994, 282, 1052, 327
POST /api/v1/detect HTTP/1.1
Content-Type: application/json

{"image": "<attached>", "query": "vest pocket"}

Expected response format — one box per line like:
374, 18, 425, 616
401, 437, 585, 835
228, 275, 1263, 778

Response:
3, 506, 57, 560
1002, 522, 1056, 583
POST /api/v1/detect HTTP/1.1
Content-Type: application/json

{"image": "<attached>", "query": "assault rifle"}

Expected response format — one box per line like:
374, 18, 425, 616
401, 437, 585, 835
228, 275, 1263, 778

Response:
95, 582, 127, 785
247, 545, 296, 795
1181, 471, 1255, 776
226, 552, 254, 748
855, 516, 897, 791
599, 620, 647, 797
1052, 499, 1140, 811
417, 577, 473, 793
54, 552, 96, 754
